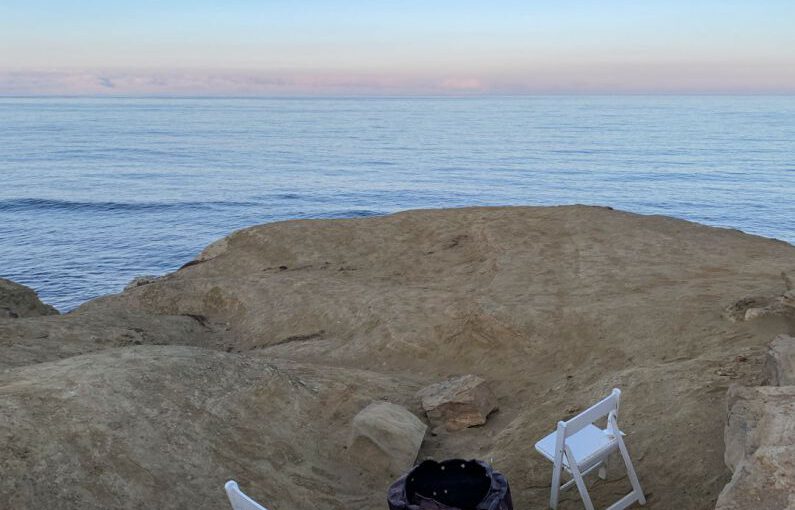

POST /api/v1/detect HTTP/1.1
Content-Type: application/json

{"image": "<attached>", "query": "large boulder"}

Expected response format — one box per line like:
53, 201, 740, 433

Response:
0, 278, 58, 318
763, 335, 795, 386
348, 402, 427, 478
717, 385, 795, 509
416, 375, 498, 432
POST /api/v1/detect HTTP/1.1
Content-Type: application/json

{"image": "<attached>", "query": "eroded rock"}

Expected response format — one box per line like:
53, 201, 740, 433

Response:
726, 286, 795, 322
783, 290, 795, 309
764, 335, 795, 386
725, 295, 793, 322
416, 375, 498, 432
0, 278, 58, 318
348, 401, 426, 477
717, 385, 795, 509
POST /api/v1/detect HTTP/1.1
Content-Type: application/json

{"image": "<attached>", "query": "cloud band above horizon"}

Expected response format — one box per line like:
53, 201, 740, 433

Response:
2, 0, 794, 96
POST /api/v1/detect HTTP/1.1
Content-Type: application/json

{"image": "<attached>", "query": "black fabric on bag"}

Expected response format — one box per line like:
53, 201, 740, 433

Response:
387, 459, 513, 510
406, 459, 490, 509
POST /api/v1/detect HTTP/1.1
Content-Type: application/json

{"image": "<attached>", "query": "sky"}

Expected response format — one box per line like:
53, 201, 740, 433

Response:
1, 0, 794, 96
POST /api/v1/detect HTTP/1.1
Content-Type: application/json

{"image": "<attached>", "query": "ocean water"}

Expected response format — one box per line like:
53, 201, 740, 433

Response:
1, 96, 793, 311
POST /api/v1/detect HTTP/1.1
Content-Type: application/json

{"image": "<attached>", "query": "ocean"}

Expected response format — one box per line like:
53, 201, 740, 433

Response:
1, 96, 793, 311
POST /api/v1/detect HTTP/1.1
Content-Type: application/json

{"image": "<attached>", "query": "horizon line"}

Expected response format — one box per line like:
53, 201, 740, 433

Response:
3, 92, 795, 100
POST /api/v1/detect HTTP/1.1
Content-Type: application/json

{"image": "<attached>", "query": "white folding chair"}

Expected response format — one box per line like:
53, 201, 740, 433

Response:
534, 388, 645, 510
225, 480, 269, 510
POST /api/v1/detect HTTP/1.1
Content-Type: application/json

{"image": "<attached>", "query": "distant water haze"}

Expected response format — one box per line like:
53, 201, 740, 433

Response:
2, 1, 795, 95
1, 96, 794, 310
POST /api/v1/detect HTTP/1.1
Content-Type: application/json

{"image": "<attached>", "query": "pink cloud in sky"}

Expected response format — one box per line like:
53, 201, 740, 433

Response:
2, 61, 794, 96
0, 69, 495, 96
437, 78, 486, 92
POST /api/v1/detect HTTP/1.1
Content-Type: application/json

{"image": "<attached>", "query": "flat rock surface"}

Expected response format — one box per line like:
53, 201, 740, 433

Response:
0, 346, 419, 510
2, 206, 795, 509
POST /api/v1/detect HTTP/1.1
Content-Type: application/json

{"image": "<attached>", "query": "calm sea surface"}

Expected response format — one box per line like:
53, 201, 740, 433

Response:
1, 96, 793, 311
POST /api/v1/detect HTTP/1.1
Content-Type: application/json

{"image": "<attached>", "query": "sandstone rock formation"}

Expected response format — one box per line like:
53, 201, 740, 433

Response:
716, 331, 795, 510
764, 334, 795, 386
717, 385, 795, 509
348, 402, 427, 477
417, 375, 498, 432
0, 346, 418, 510
724, 273, 795, 323
1, 206, 794, 510
0, 277, 58, 318
784, 289, 795, 309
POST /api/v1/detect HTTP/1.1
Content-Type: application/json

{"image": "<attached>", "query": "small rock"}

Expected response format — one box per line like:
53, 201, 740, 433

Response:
716, 367, 738, 378
348, 402, 426, 477
416, 375, 498, 432
744, 307, 768, 321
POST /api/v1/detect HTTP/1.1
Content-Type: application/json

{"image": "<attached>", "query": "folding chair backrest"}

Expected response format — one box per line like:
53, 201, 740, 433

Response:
225, 480, 268, 510
562, 388, 620, 437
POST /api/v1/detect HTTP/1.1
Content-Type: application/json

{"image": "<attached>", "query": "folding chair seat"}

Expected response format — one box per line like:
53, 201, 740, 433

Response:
536, 423, 619, 471
534, 388, 645, 510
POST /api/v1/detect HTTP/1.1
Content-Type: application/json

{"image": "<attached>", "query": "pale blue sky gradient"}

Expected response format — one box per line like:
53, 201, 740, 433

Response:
2, 0, 794, 95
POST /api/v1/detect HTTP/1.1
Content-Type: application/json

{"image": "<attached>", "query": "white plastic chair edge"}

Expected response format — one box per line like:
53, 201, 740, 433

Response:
225, 480, 268, 510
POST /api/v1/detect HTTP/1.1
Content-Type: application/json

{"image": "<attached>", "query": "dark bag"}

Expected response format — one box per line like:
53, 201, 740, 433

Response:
387, 459, 513, 510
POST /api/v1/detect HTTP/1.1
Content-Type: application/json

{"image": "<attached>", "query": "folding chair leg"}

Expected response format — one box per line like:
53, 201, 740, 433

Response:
550, 464, 562, 509
598, 457, 608, 480
566, 446, 595, 510
617, 439, 645, 505
550, 423, 566, 509
570, 464, 595, 510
